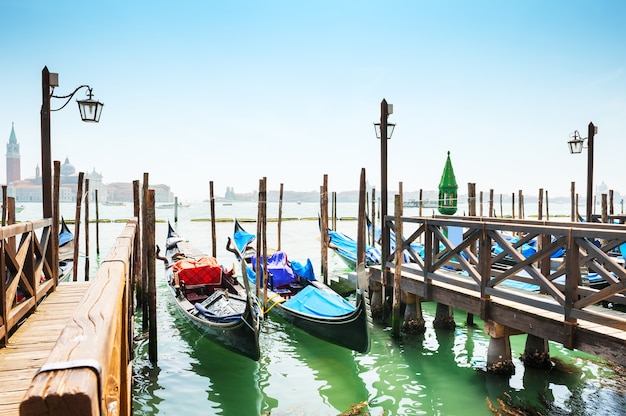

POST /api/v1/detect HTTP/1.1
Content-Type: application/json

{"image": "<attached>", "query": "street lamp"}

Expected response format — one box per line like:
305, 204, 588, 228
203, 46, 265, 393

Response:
374, 99, 395, 286
568, 122, 597, 222
40, 66, 103, 280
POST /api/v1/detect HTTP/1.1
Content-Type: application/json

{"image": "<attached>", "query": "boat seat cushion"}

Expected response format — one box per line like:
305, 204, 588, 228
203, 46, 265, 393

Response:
174, 256, 223, 286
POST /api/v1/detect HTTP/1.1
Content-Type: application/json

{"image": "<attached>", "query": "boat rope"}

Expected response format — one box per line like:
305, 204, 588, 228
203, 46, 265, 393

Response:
263, 293, 286, 314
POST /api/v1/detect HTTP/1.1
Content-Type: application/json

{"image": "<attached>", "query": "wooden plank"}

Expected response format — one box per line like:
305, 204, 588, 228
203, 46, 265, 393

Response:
0, 281, 90, 415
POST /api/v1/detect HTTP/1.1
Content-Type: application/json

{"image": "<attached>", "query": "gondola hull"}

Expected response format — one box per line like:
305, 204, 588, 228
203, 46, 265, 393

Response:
164, 223, 261, 361
230, 219, 371, 353
165, 284, 261, 361
271, 287, 370, 353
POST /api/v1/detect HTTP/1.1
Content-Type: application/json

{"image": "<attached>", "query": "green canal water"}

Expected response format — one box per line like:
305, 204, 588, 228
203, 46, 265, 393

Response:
17, 201, 624, 415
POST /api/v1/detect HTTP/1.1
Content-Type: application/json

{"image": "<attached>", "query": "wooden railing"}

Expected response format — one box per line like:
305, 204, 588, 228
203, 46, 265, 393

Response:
0, 219, 56, 345
384, 215, 626, 348
19, 220, 138, 416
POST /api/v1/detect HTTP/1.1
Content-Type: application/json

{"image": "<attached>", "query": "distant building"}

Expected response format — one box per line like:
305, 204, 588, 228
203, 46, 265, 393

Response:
6, 123, 20, 185
4, 125, 173, 203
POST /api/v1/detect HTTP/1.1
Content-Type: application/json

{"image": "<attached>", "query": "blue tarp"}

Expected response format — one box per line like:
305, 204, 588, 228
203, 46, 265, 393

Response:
234, 227, 256, 253
282, 285, 356, 317
291, 258, 315, 281
328, 230, 381, 265
251, 251, 296, 288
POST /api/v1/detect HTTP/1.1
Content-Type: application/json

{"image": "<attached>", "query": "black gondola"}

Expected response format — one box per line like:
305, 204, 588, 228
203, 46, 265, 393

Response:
228, 219, 370, 353
163, 222, 261, 361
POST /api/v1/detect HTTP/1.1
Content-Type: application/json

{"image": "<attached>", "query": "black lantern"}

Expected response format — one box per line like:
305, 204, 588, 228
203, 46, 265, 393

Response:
77, 88, 104, 123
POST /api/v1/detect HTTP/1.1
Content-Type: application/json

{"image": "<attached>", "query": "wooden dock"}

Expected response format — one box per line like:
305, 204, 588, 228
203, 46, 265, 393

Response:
0, 282, 90, 415
370, 214, 626, 367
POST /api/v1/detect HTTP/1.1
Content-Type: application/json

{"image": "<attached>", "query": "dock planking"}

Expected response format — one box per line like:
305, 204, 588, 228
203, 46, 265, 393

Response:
0, 281, 90, 415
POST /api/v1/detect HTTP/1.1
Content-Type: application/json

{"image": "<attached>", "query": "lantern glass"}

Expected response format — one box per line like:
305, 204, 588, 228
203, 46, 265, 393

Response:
77, 99, 104, 123
568, 138, 584, 154
373, 122, 396, 139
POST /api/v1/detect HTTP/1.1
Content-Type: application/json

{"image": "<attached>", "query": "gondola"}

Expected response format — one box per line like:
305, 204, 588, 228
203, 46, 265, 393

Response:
163, 222, 261, 361
58, 217, 74, 281
228, 219, 370, 353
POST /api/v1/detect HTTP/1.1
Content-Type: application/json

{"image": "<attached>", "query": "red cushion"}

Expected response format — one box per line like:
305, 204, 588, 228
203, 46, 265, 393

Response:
173, 256, 222, 285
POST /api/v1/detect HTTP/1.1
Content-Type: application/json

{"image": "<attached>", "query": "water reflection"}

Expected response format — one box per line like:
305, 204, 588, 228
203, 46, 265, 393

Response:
258, 315, 369, 414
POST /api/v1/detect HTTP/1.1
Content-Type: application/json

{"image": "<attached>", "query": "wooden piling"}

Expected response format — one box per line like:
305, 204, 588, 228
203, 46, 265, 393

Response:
141, 173, 149, 333
278, 183, 283, 251
538, 188, 543, 220
72, 172, 84, 282
392, 194, 403, 337
95, 189, 100, 255
210, 181, 216, 257
147, 189, 157, 364
84, 179, 90, 280
570, 181, 576, 222
521, 334, 551, 369
433, 302, 455, 329
489, 189, 494, 218
53, 161, 61, 284
356, 169, 366, 267
133, 180, 141, 309
320, 175, 329, 285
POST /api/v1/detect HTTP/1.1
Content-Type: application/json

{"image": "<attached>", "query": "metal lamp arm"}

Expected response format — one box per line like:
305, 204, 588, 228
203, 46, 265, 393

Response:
50, 85, 93, 112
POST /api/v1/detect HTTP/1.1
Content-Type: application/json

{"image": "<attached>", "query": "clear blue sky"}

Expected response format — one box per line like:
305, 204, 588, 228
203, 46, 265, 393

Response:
1, 1, 625, 201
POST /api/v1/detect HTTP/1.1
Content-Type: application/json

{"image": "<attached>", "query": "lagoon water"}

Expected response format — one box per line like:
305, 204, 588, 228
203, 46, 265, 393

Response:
17, 201, 626, 415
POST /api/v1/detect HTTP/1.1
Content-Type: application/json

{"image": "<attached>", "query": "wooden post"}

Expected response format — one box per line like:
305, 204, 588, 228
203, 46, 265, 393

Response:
133, 180, 141, 309
142, 173, 149, 333
489, 189, 494, 218
602, 194, 608, 223
499, 193, 503, 217
479, 191, 483, 217
210, 181, 216, 257
468, 183, 476, 216
356, 169, 366, 267
610, 190, 614, 216
261, 178, 268, 310
147, 189, 157, 363
392, 194, 403, 337
331, 192, 337, 230
1, 185, 6, 226
545, 190, 550, 221
370, 188, 376, 246
84, 179, 90, 280
52, 161, 60, 284
255, 179, 263, 301
538, 188, 543, 220
95, 189, 100, 256
72, 172, 84, 282
174, 196, 179, 223
418, 189, 423, 216
320, 175, 329, 285
511, 192, 515, 219
570, 181, 576, 222
518, 190, 524, 219
277, 183, 283, 251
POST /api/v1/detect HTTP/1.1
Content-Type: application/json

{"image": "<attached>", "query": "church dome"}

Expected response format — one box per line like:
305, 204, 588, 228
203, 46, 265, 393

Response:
60, 157, 76, 176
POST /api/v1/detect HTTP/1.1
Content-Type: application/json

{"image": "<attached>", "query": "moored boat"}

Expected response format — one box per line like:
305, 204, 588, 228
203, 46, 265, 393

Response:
228, 219, 371, 353
163, 222, 261, 360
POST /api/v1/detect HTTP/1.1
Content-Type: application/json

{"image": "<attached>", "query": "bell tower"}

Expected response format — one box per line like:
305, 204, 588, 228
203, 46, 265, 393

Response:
6, 123, 21, 185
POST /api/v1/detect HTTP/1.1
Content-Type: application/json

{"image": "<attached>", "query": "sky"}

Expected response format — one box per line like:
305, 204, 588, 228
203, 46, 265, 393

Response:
1, 1, 625, 202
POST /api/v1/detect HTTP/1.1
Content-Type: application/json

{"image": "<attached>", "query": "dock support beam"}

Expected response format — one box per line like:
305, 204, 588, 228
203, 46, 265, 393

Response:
485, 320, 515, 375
370, 281, 383, 320
521, 334, 551, 369
433, 303, 455, 329
403, 292, 425, 333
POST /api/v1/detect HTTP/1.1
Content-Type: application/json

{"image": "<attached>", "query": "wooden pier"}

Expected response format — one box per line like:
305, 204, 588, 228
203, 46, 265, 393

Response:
0, 218, 138, 416
0, 282, 90, 415
370, 214, 626, 368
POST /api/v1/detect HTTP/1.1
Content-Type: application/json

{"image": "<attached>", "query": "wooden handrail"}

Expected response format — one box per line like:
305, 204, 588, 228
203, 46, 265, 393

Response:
19, 220, 137, 416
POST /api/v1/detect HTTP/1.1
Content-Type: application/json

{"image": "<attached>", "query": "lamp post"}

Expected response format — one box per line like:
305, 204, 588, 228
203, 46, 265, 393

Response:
374, 99, 395, 286
40, 66, 103, 279
568, 122, 596, 222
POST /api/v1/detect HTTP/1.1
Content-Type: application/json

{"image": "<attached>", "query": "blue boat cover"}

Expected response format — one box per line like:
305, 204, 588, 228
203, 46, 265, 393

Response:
291, 258, 315, 281
251, 251, 297, 288
282, 285, 356, 317
328, 230, 381, 265
234, 226, 256, 253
